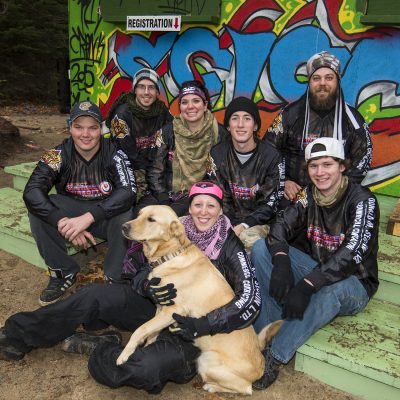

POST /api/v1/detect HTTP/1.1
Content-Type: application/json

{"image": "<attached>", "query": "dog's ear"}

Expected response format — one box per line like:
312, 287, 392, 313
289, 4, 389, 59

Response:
169, 220, 186, 245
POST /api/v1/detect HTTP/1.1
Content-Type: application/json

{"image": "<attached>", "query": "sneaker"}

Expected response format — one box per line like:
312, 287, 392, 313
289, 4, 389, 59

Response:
61, 331, 122, 356
39, 270, 77, 306
0, 327, 25, 361
252, 345, 281, 390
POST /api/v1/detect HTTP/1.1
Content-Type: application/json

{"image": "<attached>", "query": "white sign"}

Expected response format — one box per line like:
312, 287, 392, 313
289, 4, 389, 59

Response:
127, 15, 181, 31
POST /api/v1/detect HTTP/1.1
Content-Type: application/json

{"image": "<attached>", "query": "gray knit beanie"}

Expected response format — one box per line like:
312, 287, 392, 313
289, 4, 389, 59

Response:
132, 68, 160, 92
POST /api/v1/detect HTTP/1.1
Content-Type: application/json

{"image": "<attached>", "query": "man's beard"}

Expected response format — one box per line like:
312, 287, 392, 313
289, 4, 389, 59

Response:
309, 87, 337, 111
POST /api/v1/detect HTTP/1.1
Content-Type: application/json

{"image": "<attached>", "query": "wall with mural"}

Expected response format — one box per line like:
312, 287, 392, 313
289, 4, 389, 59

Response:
69, 0, 400, 195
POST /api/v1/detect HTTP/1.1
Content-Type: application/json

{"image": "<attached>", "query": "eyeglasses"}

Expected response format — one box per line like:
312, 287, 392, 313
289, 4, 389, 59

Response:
136, 83, 157, 92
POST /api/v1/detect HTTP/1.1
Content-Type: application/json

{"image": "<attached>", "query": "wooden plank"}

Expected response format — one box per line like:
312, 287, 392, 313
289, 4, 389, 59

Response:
295, 353, 400, 400
387, 199, 400, 236
297, 300, 400, 387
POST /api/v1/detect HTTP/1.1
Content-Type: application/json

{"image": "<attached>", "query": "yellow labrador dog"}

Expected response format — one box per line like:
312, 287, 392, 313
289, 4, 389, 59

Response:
117, 205, 282, 394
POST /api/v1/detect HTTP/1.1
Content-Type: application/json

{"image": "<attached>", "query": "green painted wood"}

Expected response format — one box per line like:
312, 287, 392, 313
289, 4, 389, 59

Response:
4, 161, 37, 178
356, 0, 400, 25
0, 187, 103, 269
4, 162, 36, 191
295, 353, 400, 400
296, 299, 400, 390
374, 195, 400, 304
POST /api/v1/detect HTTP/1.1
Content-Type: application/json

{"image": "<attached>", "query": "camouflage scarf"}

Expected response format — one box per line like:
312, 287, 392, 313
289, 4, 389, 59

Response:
172, 110, 219, 193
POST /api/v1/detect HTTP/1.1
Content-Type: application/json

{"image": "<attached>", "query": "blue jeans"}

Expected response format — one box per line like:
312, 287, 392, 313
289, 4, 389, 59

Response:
251, 239, 369, 363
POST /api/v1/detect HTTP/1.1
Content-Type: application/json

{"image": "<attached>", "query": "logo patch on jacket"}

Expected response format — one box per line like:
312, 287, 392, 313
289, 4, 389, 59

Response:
40, 149, 62, 172
111, 115, 129, 138
296, 188, 308, 207
99, 181, 112, 194
154, 129, 164, 148
307, 224, 345, 251
206, 154, 217, 177
230, 182, 259, 200
268, 113, 283, 136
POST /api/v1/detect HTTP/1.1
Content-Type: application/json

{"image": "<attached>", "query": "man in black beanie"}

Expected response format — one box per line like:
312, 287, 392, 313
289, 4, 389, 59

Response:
264, 51, 371, 207
206, 97, 285, 251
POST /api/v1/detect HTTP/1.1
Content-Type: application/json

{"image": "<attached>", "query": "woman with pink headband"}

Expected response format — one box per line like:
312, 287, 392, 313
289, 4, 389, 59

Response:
1, 181, 261, 395
136, 80, 227, 216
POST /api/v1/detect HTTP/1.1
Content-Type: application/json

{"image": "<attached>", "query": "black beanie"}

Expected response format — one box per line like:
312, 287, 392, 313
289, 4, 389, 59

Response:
224, 97, 261, 130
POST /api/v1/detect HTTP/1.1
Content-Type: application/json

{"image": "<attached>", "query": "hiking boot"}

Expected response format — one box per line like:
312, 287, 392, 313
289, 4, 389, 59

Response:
0, 327, 25, 361
61, 331, 122, 356
39, 269, 77, 306
252, 345, 281, 390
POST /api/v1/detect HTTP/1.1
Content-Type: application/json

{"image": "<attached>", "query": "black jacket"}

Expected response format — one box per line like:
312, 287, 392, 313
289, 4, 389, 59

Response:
132, 230, 261, 335
109, 101, 173, 171
265, 94, 372, 187
147, 121, 228, 203
23, 136, 136, 227
267, 182, 379, 298
206, 139, 285, 227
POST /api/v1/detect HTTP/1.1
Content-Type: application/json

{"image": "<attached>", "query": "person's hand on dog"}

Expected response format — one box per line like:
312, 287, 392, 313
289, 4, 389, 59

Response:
58, 213, 95, 241
170, 313, 211, 341
143, 277, 177, 306
269, 253, 294, 304
282, 279, 315, 320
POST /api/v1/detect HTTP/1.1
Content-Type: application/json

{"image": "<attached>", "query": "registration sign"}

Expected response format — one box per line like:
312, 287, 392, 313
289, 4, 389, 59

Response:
127, 15, 182, 31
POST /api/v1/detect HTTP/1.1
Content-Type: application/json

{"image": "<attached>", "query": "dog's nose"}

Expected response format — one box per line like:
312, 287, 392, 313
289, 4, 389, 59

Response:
122, 223, 131, 237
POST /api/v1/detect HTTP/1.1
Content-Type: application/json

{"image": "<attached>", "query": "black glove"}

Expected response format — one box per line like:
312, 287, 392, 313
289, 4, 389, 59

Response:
169, 313, 211, 341
282, 279, 315, 320
143, 277, 177, 306
269, 254, 294, 304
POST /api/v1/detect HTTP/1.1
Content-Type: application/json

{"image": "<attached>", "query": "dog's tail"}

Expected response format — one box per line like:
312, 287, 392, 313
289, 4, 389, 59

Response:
257, 320, 284, 350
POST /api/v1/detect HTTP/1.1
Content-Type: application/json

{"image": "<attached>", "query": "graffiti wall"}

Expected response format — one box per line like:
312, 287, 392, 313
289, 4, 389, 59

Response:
69, 0, 400, 194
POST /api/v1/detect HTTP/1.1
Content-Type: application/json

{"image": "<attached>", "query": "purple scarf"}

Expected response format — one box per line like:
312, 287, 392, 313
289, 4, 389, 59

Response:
181, 215, 232, 260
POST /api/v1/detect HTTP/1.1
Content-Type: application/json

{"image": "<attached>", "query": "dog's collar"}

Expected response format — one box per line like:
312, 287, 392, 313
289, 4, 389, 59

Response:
149, 243, 193, 268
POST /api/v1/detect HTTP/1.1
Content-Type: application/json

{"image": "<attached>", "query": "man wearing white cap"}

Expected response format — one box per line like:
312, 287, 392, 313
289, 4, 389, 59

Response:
106, 68, 173, 199
250, 137, 379, 390
265, 51, 372, 206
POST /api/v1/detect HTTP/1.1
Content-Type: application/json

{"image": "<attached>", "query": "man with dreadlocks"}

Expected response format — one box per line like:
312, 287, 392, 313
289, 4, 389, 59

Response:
106, 68, 173, 199
264, 51, 372, 206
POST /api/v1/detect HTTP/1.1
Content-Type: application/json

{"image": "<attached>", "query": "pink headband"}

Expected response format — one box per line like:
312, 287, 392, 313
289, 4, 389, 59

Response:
189, 182, 223, 204
178, 86, 207, 102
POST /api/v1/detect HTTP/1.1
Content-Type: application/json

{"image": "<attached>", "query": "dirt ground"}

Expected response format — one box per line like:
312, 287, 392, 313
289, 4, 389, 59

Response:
0, 106, 357, 400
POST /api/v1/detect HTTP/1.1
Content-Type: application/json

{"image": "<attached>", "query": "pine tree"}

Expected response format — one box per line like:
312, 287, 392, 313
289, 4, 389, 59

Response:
0, 0, 69, 105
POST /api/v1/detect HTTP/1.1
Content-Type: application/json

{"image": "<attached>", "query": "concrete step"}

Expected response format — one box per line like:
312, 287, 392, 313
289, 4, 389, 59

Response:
0, 187, 103, 269
295, 298, 400, 400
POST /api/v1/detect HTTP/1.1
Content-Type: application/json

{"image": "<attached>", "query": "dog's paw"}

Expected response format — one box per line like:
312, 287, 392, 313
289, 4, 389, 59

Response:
116, 352, 129, 366
202, 383, 217, 393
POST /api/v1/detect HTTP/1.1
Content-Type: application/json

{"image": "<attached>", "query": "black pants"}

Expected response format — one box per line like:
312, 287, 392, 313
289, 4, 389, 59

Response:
4, 283, 199, 393
29, 194, 133, 280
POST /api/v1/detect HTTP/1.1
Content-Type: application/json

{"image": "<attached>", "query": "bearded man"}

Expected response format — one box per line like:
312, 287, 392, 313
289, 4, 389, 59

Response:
264, 51, 372, 205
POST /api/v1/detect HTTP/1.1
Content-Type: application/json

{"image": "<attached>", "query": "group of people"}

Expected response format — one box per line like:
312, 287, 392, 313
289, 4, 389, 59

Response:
0, 50, 379, 394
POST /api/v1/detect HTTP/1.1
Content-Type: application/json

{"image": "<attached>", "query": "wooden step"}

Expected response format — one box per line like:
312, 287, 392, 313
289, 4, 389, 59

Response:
0, 187, 103, 269
4, 162, 37, 191
375, 194, 400, 306
387, 198, 400, 236
295, 298, 400, 400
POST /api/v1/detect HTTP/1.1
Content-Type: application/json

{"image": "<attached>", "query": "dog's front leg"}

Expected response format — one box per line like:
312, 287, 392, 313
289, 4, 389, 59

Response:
116, 307, 178, 365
